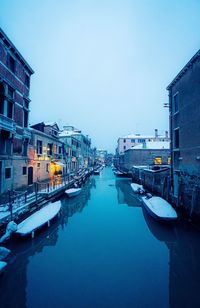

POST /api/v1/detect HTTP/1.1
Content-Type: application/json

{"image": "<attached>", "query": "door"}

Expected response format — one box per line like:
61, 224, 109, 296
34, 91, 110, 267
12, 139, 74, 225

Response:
28, 166, 33, 185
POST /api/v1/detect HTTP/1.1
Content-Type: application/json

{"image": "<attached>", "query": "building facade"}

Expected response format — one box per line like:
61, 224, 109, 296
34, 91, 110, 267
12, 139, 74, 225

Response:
59, 126, 92, 173
117, 129, 169, 155
0, 28, 34, 194
167, 50, 200, 215
122, 141, 170, 171
28, 122, 65, 184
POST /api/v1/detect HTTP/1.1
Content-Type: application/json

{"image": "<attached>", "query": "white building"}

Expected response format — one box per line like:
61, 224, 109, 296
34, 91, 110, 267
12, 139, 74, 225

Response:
117, 129, 169, 155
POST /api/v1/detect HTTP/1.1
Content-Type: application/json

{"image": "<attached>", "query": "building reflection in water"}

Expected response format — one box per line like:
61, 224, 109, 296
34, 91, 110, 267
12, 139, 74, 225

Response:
0, 177, 95, 308
115, 178, 141, 207
116, 177, 200, 308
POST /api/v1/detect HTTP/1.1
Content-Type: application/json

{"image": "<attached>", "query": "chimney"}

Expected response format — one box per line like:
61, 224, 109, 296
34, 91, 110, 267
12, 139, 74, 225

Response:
165, 131, 168, 139
155, 129, 158, 138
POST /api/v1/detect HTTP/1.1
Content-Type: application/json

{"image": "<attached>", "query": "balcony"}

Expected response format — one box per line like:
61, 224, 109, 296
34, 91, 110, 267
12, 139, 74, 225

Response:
0, 114, 16, 134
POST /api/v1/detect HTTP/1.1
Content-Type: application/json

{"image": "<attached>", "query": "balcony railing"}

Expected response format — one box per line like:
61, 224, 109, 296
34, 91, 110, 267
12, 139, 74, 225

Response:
0, 114, 16, 133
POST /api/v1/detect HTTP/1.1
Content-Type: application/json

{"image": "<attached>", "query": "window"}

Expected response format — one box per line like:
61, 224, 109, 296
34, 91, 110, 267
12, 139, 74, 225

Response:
46, 163, 49, 173
138, 139, 145, 143
174, 128, 180, 148
173, 93, 179, 114
8, 55, 15, 73
25, 74, 30, 88
22, 166, 27, 175
47, 143, 53, 156
23, 109, 28, 127
5, 167, 11, 179
168, 157, 171, 165
124, 145, 126, 150
7, 86, 14, 99
123, 139, 126, 143
36, 140, 43, 154
52, 130, 58, 136
7, 101, 13, 119
37, 163, 40, 168
131, 139, 135, 143
58, 146, 62, 154
154, 157, 162, 165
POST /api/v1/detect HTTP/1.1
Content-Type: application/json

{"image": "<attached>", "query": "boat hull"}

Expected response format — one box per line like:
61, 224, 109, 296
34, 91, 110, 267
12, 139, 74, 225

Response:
65, 188, 81, 197
15, 202, 61, 237
142, 196, 177, 222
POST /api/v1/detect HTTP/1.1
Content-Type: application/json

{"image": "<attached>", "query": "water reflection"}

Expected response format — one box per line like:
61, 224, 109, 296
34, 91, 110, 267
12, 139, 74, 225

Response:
115, 178, 141, 207
0, 178, 95, 308
117, 177, 200, 308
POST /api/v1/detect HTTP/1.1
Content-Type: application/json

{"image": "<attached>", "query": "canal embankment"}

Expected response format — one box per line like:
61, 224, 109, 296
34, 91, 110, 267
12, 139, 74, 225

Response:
0, 167, 93, 233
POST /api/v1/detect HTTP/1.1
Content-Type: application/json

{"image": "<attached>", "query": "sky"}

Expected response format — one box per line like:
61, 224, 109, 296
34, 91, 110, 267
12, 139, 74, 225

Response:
1, 0, 200, 152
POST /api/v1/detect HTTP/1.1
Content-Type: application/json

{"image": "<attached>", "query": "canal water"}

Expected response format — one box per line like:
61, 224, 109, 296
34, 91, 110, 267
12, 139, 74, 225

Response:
1, 167, 200, 308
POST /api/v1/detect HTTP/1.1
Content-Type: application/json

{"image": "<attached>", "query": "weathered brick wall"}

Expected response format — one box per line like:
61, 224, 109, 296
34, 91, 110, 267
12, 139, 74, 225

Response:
131, 167, 170, 198
123, 149, 170, 171
170, 55, 200, 215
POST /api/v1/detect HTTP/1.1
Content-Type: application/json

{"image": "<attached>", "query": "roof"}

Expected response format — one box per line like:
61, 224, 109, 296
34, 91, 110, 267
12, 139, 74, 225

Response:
121, 134, 154, 139
59, 130, 80, 138
0, 27, 34, 75
44, 122, 59, 128
130, 141, 170, 150
167, 49, 200, 90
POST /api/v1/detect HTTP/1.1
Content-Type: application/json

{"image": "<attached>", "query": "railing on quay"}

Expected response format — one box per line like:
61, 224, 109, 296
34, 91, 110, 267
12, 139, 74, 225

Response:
0, 168, 92, 225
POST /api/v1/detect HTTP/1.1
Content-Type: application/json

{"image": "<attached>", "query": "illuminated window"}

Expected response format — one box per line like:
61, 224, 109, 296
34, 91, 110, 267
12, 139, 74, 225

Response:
168, 157, 171, 165
154, 157, 162, 165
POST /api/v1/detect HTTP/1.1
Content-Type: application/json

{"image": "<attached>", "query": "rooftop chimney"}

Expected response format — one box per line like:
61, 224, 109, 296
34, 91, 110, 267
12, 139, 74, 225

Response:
155, 129, 158, 138
165, 131, 168, 139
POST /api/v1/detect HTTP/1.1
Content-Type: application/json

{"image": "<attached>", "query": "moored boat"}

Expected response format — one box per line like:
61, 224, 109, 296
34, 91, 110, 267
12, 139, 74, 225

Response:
113, 170, 124, 177
94, 169, 100, 175
65, 188, 82, 197
130, 183, 145, 194
15, 201, 61, 238
141, 196, 177, 222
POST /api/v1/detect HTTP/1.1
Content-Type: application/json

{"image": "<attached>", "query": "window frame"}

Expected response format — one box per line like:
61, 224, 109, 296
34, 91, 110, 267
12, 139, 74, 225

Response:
5, 167, 11, 179
22, 166, 27, 175
174, 127, 180, 149
173, 92, 179, 115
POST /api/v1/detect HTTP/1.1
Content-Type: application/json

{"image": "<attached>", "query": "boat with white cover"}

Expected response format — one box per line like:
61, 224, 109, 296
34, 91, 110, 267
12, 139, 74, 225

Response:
65, 188, 82, 197
94, 170, 100, 175
130, 183, 145, 193
113, 170, 124, 177
0, 261, 7, 274
141, 196, 177, 221
15, 201, 61, 238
